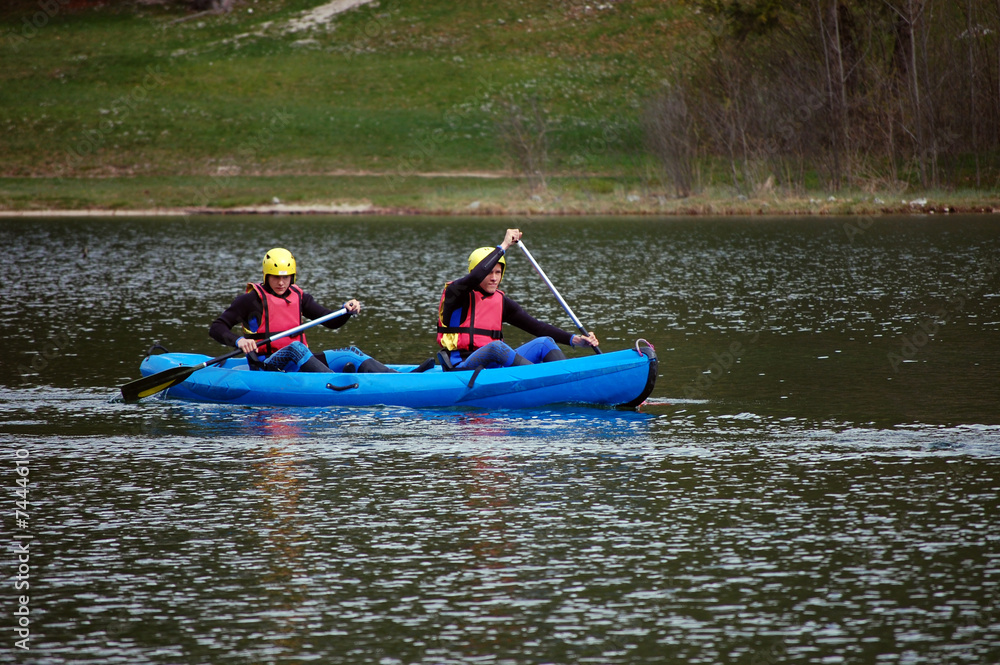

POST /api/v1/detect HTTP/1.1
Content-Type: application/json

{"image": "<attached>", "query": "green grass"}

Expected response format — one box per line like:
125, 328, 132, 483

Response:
1, 0, 668, 177
0, 0, 996, 212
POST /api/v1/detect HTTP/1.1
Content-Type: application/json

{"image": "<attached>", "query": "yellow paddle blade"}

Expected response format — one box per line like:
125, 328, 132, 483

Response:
119, 365, 197, 403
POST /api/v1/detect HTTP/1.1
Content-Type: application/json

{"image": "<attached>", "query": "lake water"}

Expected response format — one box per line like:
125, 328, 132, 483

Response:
2, 214, 999, 664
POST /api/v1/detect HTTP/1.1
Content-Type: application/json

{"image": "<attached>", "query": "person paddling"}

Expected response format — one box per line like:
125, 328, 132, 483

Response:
436, 229, 600, 371
210, 247, 397, 373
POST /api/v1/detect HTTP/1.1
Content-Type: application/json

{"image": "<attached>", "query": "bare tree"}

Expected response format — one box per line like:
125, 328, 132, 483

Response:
884, 0, 934, 187
493, 95, 550, 192
655, 0, 997, 193
642, 87, 697, 197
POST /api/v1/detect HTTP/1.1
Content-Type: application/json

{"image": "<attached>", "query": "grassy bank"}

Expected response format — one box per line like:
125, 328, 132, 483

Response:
1, 0, 997, 214
1, 175, 994, 216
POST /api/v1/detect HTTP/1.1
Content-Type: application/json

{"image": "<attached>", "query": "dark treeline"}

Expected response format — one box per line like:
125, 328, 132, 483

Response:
645, 0, 1000, 196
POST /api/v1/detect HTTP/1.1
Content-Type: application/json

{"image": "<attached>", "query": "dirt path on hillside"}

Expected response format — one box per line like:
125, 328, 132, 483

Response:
170, 0, 379, 53
284, 0, 376, 33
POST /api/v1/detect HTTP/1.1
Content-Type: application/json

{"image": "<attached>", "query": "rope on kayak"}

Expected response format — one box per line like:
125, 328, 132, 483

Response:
145, 342, 170, 358
635, 339, 655, 357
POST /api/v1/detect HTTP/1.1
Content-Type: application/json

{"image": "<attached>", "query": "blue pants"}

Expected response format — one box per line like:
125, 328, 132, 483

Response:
454, 337, 560, 371
320, 346, 376, 372
260, 341, 313, 372
261, 343, 373, 372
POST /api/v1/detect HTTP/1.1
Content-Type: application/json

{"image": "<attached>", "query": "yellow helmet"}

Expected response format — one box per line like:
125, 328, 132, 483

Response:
262, 248, 296, 284
468, 246, 505, 281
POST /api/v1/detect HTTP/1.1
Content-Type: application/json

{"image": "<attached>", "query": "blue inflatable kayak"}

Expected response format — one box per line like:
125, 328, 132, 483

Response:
137, 340, 658, 410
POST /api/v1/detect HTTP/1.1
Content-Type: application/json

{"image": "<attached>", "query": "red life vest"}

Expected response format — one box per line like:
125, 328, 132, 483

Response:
437, 285, 504, 352
243, 283, 307, 355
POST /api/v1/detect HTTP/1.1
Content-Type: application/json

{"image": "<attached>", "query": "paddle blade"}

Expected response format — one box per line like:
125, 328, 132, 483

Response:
119, 365, 197, 403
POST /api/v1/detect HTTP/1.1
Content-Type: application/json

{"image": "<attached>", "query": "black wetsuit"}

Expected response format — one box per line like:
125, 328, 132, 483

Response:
439, 246, 573, 360
209, 283, 351, 350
